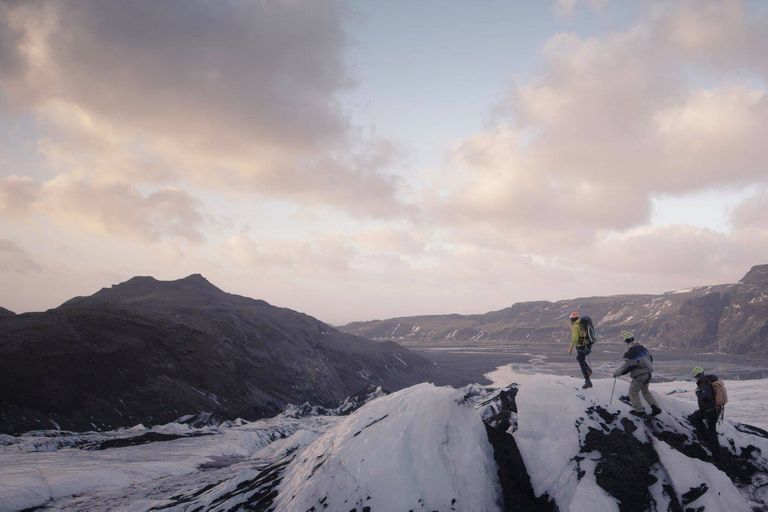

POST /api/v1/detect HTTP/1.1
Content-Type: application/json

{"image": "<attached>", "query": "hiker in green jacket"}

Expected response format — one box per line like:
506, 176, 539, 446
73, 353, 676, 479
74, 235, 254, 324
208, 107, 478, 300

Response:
568, 311, 592, 389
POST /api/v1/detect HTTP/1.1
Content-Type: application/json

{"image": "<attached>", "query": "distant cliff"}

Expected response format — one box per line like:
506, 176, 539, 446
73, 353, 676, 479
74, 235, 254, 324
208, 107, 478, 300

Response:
341, 264, 768, 356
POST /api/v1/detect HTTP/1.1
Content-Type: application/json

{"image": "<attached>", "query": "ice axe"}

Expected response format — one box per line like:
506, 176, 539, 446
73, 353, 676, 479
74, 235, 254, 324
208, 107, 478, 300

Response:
609, 377, 617, 405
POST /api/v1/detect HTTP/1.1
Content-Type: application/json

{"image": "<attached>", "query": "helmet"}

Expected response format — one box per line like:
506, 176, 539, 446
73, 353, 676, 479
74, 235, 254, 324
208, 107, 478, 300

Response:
692, 366, 704, 379
569, 311, 579, 320
621, 331, 634, 343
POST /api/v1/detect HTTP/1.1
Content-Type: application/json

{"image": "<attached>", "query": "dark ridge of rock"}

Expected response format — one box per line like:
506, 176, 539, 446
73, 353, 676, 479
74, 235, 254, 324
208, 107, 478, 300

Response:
681, 483, 708, 506
0, 306, 15, 318
582, 417, 671, 512
150, 459, 290, 511
480, 384, 557, 511
87, 431, 215, 451
0, 275, 444, 434
579, 407, 685, 512
485, 424, 558, 512
340, 264, 768, 356
479, 387, 519, 431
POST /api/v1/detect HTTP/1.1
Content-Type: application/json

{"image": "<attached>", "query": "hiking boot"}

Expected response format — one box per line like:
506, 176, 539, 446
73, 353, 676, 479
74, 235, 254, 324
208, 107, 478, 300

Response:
629, 410, 647, 418
650, 405, 662, 416
582, 381, 593, 389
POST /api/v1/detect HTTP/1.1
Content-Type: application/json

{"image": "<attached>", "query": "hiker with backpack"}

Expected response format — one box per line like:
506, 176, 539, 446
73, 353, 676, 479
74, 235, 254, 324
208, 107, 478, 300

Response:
567, 311, 594, 389
612, 331, 662, 418
690, 367, 726, 462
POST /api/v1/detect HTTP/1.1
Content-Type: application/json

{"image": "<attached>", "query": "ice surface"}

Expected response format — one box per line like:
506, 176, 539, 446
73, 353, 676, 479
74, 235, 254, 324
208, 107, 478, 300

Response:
0, 416, 338, 511
274, 383, 502, 511
654, 440, 751, 511
4, 369, 768, 511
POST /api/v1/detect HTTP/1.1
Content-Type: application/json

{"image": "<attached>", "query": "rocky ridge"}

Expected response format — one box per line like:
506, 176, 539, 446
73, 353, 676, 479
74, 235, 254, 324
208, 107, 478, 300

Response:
341, 264, 768, 355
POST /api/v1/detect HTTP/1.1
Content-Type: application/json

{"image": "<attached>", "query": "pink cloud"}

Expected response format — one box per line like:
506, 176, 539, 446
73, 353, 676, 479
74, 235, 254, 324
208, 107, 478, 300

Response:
0, 238, 40, 273
0, 0, 405, 217
0, 175, 40, 219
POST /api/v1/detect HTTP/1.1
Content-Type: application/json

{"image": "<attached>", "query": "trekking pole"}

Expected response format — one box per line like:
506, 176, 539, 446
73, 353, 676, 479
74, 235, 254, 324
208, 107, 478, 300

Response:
609, 377, 617, 405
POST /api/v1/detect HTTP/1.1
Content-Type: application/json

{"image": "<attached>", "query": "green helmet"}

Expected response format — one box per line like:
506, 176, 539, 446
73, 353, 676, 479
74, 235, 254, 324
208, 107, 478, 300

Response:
692, 366, 704, 378
621, 331, 634, 343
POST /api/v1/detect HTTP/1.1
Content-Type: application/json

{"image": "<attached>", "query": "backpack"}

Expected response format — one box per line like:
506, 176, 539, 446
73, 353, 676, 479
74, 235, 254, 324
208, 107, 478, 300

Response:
712, 379, 728, 406
579, 316, 597, 345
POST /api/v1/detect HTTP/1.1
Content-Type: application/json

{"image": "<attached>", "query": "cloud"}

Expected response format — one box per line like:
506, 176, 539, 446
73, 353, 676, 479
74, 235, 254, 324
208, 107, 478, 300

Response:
0, 175, 40, 219
40, 175, 206, 244
351, 227, 426, 254
0, 0, 404, 217
553, 0, 609, 18
661, 0, 768, 73
730, 189, 768, 231
428, 0, 768, 254
0, 238, 40, 272
225, 233, 354, 274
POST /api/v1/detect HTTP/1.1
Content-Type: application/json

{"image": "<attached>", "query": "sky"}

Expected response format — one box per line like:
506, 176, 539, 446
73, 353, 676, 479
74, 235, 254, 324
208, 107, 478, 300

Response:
1, 0, 767, 324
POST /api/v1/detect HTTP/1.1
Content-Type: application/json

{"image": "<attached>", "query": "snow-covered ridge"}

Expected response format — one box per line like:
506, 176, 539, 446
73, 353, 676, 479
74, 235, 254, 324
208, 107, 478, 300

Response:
3, 374, 768, 511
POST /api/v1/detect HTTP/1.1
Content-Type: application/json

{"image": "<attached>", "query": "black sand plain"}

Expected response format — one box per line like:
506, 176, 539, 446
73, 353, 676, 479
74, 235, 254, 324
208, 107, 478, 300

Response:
404, 340, 768, 387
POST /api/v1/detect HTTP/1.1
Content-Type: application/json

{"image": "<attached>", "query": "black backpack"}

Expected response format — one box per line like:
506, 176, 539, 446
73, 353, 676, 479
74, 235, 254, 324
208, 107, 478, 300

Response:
580, 316, 597, 346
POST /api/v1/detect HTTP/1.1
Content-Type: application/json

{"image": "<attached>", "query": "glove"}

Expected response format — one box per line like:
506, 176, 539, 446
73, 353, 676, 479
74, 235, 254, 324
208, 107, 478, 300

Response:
612, 371, 619, 378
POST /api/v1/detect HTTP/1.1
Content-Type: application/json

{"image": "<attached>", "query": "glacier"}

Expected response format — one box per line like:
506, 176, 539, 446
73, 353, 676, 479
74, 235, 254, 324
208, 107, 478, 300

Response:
2, 371, 768, 511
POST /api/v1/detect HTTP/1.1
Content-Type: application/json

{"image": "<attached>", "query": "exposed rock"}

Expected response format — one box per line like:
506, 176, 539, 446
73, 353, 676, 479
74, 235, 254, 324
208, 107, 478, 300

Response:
0, 307, 14, 318
341, 264, 768, 356
0, 275, 444, 434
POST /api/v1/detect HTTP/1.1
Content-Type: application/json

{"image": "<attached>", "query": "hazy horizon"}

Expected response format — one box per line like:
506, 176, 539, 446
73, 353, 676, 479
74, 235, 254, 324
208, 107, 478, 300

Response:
2, 263, 762, 326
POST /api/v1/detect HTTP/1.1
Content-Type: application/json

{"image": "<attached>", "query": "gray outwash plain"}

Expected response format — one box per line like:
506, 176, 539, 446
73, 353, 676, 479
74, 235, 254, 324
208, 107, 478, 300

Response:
406, 340, 768, 388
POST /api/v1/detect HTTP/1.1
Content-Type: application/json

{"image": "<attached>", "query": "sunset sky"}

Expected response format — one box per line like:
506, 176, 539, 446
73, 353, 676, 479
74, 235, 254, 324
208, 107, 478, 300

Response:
1, 0, 767, 324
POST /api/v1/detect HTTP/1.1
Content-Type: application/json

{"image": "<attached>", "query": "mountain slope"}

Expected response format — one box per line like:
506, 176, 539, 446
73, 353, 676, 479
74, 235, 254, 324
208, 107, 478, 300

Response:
0, 275, 442, 434
0, 307, 14, 318
341, 264, 768, 355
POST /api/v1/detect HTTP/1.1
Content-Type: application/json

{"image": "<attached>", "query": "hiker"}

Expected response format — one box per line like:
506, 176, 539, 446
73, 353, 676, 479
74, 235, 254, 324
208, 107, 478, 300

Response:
612, 331, 661, 417
689, 367, 723, 461
567, 311, 592, 389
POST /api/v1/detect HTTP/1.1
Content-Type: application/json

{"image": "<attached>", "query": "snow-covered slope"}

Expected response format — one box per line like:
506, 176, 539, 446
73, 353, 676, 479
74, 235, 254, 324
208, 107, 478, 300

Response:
3, 373, 768, 511
274, 384, 501, 511
513, 374, 764, 511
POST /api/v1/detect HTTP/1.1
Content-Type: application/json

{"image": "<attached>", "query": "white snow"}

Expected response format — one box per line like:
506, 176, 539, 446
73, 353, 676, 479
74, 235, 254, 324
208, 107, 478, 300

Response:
494, 367, 768, 511
670, 288, 695, 294
654, 440, 751, 511
0, 417, 338, 512
654, 378, 768, 431
514, 374, 621, 512
274, 383, 502, 511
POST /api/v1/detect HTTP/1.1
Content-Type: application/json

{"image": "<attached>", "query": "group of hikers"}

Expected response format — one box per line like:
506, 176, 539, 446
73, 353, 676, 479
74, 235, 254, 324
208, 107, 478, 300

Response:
567, 311, 726, 461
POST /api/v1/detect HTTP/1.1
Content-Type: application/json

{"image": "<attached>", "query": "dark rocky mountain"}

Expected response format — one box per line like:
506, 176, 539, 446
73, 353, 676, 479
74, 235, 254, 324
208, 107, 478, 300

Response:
0, 306, 15, 317
341, 264, 768, 356
0, 275, 443, 434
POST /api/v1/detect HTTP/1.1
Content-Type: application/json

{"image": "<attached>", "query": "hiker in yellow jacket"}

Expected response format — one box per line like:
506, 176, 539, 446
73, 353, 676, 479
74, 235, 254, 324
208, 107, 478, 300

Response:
568, 311, 592, 389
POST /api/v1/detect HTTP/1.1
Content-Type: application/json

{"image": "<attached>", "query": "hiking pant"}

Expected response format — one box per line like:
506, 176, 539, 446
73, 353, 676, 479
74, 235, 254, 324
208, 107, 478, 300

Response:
690, 408, 721, 460
576, 350, 591, 382
628, 372, 659, 413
